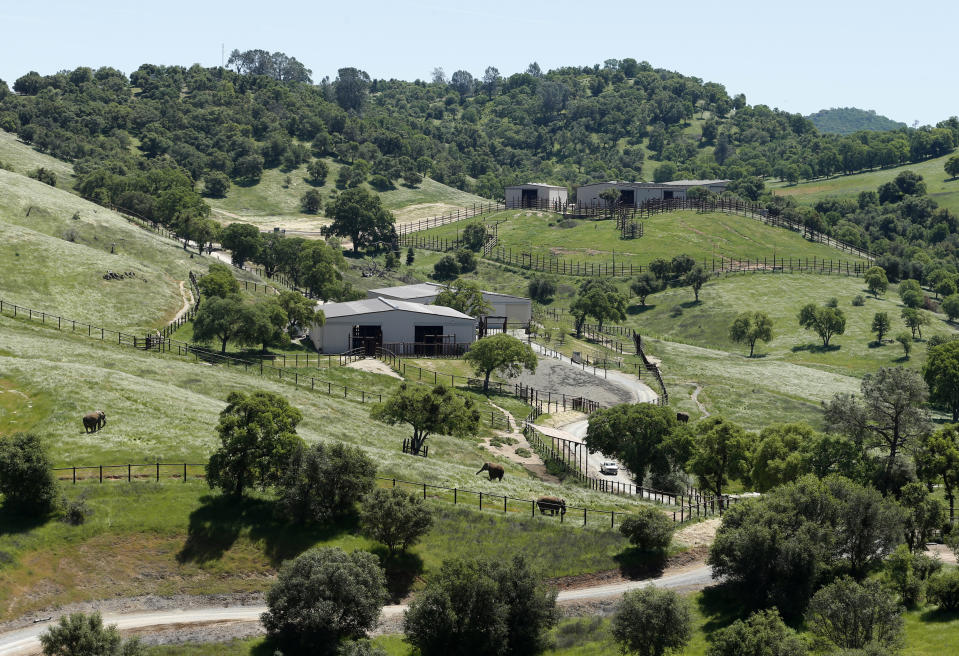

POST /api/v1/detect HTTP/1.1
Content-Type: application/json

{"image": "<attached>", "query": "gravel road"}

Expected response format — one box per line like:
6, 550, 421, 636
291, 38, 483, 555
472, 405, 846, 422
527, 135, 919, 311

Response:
0, 567, 712, 655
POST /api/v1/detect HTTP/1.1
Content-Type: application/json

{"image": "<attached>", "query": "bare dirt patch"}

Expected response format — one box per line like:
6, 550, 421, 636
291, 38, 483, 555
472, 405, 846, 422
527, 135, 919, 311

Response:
537, 410, 587, 428
547, 546, 708, 591
393, 203, 463, 223
344, 359, 402, 379
673, 518, 720, 548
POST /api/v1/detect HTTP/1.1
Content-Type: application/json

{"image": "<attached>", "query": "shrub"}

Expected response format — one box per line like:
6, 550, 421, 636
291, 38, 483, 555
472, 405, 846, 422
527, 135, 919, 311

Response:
360, 487, 433, 556
455, 248, 477, 273
928, 570, 959, 611
368, 174, 392, 191
433, 255, 460, 280
40, 611, 143, 656
706, 609, 807, 656
515, 447, 532, 458
0, 432, 58, 515
885, 544, 939, 608
852, 295, 865, 306
805, 577, 903, 651
61, 497, 91, 526
337, 640, 388, 656
462, 222, 487, 251
301, 189, 323, 214
406, 247, 415, 266
384, 251, 399, 270
28, 167, 57, 186
895, 332, 912, 356
278, 442, 376, 524
404, 555, 557, 656
263, 547, 387, 655
203, 171, 230, 198
826, 297, 839, 308
611, 587, 691, 656
528, 278, 556, 303
619, 507, 674, 552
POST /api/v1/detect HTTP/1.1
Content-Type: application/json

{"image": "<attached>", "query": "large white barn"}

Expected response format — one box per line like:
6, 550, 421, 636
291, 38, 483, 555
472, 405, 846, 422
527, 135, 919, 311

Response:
576, 180, 730, 207
367, 283, 532, 323
308, 298, 476, 355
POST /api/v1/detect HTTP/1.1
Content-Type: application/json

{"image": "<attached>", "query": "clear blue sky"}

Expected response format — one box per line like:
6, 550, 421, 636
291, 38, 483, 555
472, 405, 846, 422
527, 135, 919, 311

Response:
3, 0, 956, 126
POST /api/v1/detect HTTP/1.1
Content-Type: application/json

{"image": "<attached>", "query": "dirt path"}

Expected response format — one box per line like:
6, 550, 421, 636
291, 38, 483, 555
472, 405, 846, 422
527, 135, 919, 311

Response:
169, 281, 193, 324
344, 358, 402, 379
481, 402, 555, 480
690, 383, 710, 418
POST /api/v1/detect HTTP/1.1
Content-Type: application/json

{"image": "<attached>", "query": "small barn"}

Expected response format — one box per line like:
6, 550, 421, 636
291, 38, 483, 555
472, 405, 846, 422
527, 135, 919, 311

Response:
309, 298, 476, 355
576, 180, 729, 207
505, 183, 568, 209
368, 283, 532, 323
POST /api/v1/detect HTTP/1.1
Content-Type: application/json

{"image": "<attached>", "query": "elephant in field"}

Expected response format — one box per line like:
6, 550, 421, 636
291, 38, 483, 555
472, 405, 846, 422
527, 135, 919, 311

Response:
676, 412, 689, 424
476, 462, 505, 481
536, 496, 566, 516
82, 410, 106, 433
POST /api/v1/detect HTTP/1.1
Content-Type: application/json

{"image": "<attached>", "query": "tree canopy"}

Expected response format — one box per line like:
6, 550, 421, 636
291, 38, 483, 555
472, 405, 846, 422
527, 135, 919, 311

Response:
463, 334, 537, 393
371, 383, 480, 453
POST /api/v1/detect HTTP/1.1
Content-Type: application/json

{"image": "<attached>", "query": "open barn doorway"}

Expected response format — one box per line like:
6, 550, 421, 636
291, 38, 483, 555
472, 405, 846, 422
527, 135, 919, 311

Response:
521, 188, 538, 207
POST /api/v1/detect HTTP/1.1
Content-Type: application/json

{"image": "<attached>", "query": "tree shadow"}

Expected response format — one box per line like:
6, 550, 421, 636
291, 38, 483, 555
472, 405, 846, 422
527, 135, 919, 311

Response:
612, 547, 668, 579
791, 343, 841, 353
0, 505, 50, 536
893, 355, 911, 363
695, 583, 749, 632
369, 546, 426, 602
680, 300, 702, 309
920, 607, 959, 623
233, 177, 261, 189
627, 304, 655, 315
177, 494, 358, 566
867, 340, 885, 349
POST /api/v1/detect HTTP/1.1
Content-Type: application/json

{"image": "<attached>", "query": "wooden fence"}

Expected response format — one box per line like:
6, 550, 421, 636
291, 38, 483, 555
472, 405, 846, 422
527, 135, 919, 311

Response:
395, 201, 507, 236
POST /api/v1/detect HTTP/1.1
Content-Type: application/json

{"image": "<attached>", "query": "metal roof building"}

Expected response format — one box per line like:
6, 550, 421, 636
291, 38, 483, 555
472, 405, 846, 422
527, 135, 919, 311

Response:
368, 283, 532, 323
504, 183, 568, 209
308, 297, 476, 355
576, 180, 730, 207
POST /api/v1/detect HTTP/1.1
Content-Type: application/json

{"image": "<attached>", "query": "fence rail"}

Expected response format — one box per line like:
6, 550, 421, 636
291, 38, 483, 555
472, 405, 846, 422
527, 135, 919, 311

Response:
395, 202, 507, 235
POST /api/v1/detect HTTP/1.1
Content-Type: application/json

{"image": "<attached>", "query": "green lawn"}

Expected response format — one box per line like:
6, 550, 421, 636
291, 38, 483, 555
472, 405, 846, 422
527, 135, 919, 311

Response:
0, 168, 210, 332
415, 209, 866, 272
772, 151, 959, 215
0, 130, 76, 191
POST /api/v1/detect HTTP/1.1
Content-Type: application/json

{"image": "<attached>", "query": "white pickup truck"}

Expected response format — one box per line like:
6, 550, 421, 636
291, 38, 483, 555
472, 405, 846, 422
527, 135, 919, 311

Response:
600, 461, 619, 475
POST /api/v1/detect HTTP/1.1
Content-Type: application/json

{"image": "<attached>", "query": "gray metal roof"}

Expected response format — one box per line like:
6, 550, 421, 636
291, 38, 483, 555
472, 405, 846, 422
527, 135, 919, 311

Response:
316, 297, 474, 321
505, 182, 566, 189
662, 179, 730, 186
368, 282, 442, 299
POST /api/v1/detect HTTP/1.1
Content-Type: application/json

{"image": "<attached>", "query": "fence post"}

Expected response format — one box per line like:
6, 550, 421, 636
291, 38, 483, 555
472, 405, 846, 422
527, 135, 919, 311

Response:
504, 496, 507, 513
479, 492, 483, 510
156, 462, 160, 482
583, 508, 587, 526
454, 488, 457, 504
183, 463, 187, 482
423, 482, 427, 499
73, 466, 76, 484
99, 465, 102, 483
610, 510, 614, 528
128, 464, 131, 482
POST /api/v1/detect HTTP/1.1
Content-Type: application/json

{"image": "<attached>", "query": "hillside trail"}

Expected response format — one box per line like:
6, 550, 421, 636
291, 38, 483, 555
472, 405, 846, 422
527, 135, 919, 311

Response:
690, 382, 710, 418
169, 281, 193, 324
482, 401, 555, 480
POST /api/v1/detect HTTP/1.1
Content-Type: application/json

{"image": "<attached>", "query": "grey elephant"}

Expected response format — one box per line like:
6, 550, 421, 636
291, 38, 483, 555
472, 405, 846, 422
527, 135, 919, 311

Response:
82, 410, 106, 433
536, 496, 566, 516
476, 462, 505, 481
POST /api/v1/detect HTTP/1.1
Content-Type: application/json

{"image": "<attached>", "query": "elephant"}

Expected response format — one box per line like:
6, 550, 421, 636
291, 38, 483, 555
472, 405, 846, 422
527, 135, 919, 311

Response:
676, 412, 690, 424
82, 410, 106, 433
476, 462, 505, 481
536, 496, 566, 516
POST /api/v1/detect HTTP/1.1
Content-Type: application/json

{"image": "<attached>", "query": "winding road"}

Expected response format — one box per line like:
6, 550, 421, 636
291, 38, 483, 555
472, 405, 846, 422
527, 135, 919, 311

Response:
0, 566, 713, 655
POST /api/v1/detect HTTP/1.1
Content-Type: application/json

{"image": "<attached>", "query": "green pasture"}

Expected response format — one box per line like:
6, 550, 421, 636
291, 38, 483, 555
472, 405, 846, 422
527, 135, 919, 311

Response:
0, 480, 637, 621
0, 169, 210, 332
772, 151, 959, 215
414, 209, 866, 270
0, 130, 75, 191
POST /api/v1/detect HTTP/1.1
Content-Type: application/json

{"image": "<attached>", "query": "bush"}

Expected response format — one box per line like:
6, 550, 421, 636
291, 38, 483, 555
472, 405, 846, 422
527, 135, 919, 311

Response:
885, 545, 938, 608
805, 577, 903, 651
203, 171, 230, 198
337, 640, 388, 656
433, 255, 460, 280
455, 248, 477, 273
61, 496, 92, 526
852, 295, 865, 306
360, 487, 433, 556
611, 587, 691, 656
0, 432, 58, 515
368, 174, 392, 190
826, 297, 839, 308
28, 167, 57, 186
619, 506, 673, 552
895, 332, 912, 356
40, 611, 143, 655
263, 547, 387, 655
406, 247, 415, 266
462, 223, 487, 251
706, 609, 807, 656
515, 447, 532, 458
528, 278, 556, 303
307, 159, 329, 184
301, 189, 323, 213
928, 570, 959, 611
404, 555, 557, 656
278, 442, 376, 524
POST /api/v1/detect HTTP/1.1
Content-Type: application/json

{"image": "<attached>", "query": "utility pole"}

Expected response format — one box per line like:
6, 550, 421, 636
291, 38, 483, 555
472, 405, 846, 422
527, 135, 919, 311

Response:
221, 43, 225, 68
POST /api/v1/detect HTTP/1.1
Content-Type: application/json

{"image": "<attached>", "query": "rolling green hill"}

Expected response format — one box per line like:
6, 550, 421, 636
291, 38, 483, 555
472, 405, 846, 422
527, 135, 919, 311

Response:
0, 130, 75, 191
772, 151, 959, 215
0, 168, 208, 331
807, 107, 907, 135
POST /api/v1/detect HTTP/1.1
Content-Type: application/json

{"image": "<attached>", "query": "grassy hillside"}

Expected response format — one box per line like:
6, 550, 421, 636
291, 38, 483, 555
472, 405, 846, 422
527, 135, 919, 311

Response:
0, 169, 208, 332
416, 210, 867, 270
207, 156, 487, 232
0, 130, 75, 191
772, 151, 959, 215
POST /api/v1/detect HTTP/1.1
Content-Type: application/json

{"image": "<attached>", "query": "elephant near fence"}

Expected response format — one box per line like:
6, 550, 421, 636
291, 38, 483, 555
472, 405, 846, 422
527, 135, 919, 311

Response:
676, 412, 689, 424
536, 496, 566, 516
82, 410, 106, 433
476, 462, 505, 481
